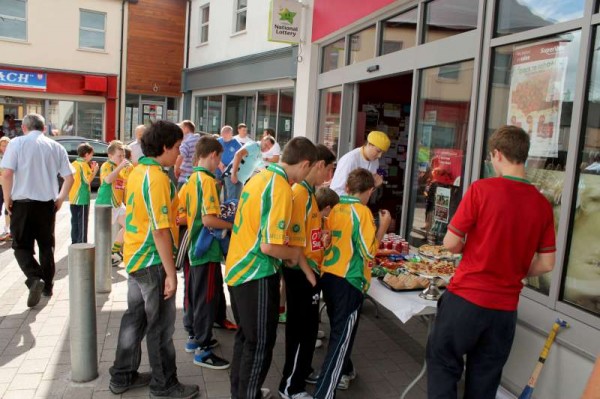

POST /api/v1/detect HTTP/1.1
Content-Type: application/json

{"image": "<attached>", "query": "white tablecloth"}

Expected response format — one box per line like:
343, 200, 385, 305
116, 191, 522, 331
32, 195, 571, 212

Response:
368, 278, 437, 323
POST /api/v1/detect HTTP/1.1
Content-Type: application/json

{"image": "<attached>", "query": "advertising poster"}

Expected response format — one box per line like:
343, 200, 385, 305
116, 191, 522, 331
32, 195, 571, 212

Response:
434, 187, 451, 223
268, 0, 302, 44
507, 41, 568, 158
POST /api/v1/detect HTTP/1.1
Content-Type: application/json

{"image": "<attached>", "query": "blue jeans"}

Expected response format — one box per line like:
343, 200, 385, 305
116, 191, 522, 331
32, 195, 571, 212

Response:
70, 204, 89, 244
223, 175, 242, 201
109, 265, 179, 394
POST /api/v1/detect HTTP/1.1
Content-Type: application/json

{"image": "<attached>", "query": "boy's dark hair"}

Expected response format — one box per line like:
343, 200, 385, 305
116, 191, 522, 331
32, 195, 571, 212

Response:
315, 144, 336, 166
347, 168, 375, 195
77, 142, 94, 158
316, 187, 339, 210
264, 128, 275, 136
124, 145, 132, 160
141, 120, 184, 157
280, 137, 318, 166
195, 135, 224, 160
488, 125, 530, 164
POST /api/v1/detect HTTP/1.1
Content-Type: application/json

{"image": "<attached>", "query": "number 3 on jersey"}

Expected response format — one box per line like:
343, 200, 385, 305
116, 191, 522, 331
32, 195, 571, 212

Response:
323, 230, 342, 267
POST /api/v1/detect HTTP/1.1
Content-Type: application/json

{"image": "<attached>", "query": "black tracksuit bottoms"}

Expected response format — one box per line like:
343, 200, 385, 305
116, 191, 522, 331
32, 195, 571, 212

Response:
314, 273, 363, 399
279, 268, 321, 396
229, 273, 280, 399
186, 262, 223, 348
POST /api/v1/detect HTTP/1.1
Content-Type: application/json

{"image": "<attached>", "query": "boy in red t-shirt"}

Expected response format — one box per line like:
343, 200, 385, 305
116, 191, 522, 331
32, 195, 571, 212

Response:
426, 125, 556, 399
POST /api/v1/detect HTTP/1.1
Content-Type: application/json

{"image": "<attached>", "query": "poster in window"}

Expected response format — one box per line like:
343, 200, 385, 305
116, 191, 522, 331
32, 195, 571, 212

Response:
434, 186, 451, 223
507, 41, 568, 158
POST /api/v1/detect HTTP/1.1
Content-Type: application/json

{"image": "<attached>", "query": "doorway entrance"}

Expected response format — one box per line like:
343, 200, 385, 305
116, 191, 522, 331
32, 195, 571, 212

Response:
354, 73, 413, 229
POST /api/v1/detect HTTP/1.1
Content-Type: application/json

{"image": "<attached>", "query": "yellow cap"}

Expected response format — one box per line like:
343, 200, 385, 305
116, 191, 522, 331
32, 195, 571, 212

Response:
367, 131, 390, 152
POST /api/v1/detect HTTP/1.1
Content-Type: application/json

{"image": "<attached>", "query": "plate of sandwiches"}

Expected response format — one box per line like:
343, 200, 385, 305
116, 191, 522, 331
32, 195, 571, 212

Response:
381, 272, 447, 292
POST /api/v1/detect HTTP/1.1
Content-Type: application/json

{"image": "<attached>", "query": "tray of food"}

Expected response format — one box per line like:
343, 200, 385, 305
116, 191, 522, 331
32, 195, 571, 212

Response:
379, 272, 446, 292
404, 260, 456, 278
418, 244, 460, 261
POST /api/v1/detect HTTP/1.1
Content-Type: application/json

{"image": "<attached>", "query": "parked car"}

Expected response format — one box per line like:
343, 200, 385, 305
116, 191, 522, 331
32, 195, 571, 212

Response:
53, 136, 109, 190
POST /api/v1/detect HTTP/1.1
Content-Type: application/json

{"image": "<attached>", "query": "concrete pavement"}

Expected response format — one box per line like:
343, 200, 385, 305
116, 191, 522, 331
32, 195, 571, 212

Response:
0, 203, 429, 399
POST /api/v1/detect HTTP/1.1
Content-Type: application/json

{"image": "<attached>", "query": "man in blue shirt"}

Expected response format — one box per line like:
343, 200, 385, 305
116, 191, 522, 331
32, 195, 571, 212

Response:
174, 120, 200, 190
218, 125, 242, 200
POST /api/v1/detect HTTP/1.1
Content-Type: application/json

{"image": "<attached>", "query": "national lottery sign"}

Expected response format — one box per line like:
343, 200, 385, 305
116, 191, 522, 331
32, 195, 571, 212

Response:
0, 69, 47, 91
268, 0, 303, 44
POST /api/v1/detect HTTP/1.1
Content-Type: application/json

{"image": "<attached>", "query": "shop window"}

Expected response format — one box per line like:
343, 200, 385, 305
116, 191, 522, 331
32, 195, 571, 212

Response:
483, 31, 581, 295
77, 102, 104, 140
380, 8, 417, 55
437, 63, 460, 80
79, 9, 106, 51
124, 94, 140, 141
234, 0, 247, 33
424, 0, 478, 44
277, 90, 294, 148
495, 0, 584, 37
562, 28, 600, 316
166, 97, 178, 123
207, 95, 222, 134
322, 38, 346, 73
199, 4, 209, 44
407, 60, 474, 248
349, 25, 376, 65
317, 86, 342, 156
47, 100, 75, 137
0, 0, 27, 41
194, 97, 208, 133
225, 95, 253, 131
257, 91, 278, 136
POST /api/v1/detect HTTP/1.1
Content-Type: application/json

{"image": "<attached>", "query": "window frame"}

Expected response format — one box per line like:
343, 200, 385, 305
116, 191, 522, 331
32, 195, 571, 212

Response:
233, 0, 247, 34
199, 4, 209, 44
0, 0, 28, 42
79, 9, 107, 51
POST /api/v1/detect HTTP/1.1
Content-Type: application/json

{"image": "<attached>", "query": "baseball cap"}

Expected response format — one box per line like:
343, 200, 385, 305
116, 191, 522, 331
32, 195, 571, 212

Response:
367, 131, 390, 152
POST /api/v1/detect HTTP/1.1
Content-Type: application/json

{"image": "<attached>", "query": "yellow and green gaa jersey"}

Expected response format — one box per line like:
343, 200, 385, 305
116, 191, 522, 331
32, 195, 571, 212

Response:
186, 167, 222, 265
96, 161, 125, 207
123, 157, 179, 273
287, 181, 323, 274
225, 164, 292, 286
322, 195, 378, 293
69, 158, 93, 205
177, 180, 189, 221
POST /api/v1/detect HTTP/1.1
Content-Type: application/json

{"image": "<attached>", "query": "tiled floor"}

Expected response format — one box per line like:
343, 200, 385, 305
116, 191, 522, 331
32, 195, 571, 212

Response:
0, 204, 430, 399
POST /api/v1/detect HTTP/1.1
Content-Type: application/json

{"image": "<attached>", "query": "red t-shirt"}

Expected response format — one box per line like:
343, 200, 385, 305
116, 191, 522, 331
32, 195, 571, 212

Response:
447, 176, 556, 311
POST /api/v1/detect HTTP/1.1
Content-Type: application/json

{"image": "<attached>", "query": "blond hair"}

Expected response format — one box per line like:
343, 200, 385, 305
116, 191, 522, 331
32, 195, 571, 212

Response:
107, 140, 124, 155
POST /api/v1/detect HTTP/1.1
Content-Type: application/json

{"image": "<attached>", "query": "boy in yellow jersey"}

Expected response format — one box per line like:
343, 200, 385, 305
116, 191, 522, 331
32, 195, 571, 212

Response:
225, 137, 318, 399
69, 143, 98, 244
180, 136, 233, 370
314, 168, 391, 399
96, 140, 130, 265
109, 121, 199, 399
278, 144, 336, 399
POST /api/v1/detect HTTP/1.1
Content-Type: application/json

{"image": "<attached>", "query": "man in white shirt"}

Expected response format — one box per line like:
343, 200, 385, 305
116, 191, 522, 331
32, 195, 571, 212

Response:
233, 123, 253, 145
329, 130, 390, 196
1, 113, 74, 307
129, 125, 146, 165
261, 135, 280, 164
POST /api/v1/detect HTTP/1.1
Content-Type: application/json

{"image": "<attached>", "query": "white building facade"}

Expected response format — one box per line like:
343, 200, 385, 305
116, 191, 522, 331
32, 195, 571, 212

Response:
0, 0, 126, 141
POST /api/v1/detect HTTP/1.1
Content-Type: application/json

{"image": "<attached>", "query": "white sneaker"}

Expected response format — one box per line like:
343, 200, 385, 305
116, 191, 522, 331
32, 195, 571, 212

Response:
315, 339, 323, 349
262, 388, 272, 399
336, 370, 357, 390
317, 330, 326, 339
279, 391, 313, 399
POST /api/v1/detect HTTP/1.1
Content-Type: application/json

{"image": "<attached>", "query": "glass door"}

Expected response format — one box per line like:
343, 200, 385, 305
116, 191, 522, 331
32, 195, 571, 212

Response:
140, 102, 165, 126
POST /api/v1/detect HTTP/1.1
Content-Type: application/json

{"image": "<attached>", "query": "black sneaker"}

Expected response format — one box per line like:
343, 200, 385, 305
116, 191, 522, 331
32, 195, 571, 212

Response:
27, 279, 45, 307
109, 372, 152, 394
305, 370, 319, 385
193, 350, 230, 370
42, 285, 53, 297
150, 383, 199, 399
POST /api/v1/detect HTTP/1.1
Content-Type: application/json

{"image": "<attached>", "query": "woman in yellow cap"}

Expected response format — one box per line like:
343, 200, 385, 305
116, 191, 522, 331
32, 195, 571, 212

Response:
329, 130, 390, 196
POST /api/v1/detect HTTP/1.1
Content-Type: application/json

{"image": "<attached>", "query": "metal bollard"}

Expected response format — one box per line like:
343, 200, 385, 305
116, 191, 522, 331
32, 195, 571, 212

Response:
69, 243, 98, 382
95, 205, 112, 293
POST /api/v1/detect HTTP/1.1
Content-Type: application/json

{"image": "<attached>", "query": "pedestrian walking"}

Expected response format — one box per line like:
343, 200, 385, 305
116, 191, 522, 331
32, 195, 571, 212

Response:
0, 113, 74, 306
